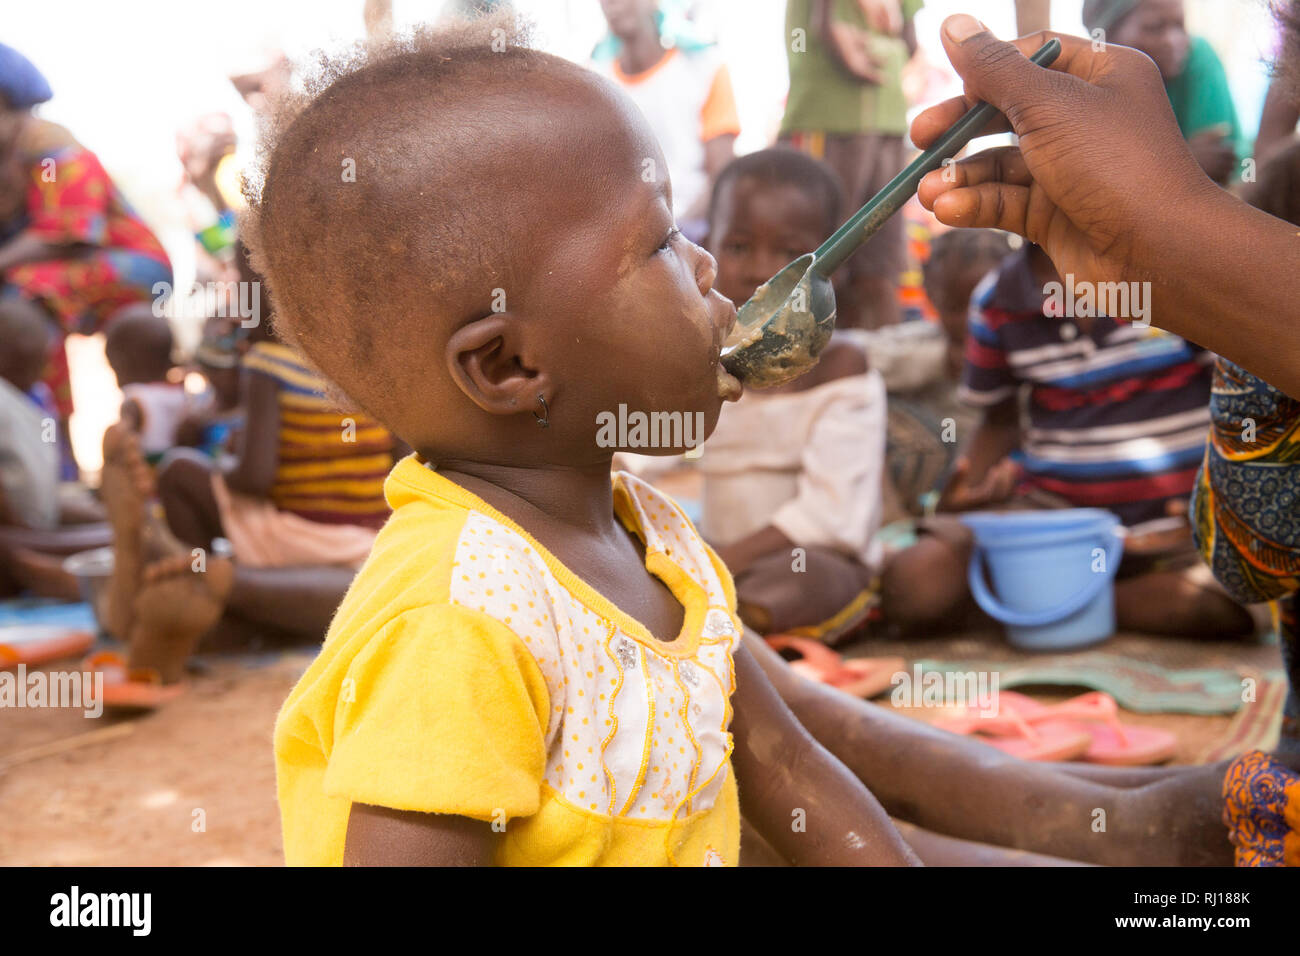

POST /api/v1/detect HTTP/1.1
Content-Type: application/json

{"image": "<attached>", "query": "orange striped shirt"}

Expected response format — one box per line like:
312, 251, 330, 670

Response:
243, 342, 393, 528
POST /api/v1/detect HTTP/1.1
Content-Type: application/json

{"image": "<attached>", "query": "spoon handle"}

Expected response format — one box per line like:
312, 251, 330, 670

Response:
811, 37, 1061, 279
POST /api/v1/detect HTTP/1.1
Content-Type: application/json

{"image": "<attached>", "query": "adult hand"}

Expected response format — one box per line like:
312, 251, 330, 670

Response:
827, 21, 886, 84
913, 16, 1217, 299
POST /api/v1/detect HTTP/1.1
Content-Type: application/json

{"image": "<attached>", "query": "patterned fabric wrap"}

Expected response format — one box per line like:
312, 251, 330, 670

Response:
1222, 749, 1300, 866
1191, 358, 1300, 754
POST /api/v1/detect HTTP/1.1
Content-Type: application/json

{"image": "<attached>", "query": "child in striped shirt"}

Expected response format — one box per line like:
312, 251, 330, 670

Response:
939, 240, 1254, 638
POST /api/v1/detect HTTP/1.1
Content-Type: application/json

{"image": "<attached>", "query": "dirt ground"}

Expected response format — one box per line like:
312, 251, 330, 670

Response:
0, 651, 313, 866
0, 630, 1281, 866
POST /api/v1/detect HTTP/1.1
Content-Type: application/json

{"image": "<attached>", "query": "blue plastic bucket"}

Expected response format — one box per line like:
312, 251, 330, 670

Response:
960, 509, 1125, 650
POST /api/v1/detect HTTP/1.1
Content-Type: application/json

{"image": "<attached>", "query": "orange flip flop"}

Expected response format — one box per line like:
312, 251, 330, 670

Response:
82, 650, 185, 712
933, 694, 1094, 762
0, 627, 95, 668
765, 635, 903, 699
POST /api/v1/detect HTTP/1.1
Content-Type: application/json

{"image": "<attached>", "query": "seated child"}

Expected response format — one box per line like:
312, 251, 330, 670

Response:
95, 293, 399, 681
248, 19, 917, 866
0, 294, 59, 532
698, 149, 977, 641
153, 320, 392, 567
103, 304, 193, 463
698, 148, 888, 642
175, 313, 246, 458
872, 228, 1016, 525
935, 240, 1255, 638
0, 293, 110, 595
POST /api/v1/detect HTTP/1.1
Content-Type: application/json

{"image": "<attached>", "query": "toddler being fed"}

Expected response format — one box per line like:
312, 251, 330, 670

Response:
256, 16, 916, 866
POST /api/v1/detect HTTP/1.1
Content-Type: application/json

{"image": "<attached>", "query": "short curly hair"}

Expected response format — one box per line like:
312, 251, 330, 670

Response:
240, 12, 588, 432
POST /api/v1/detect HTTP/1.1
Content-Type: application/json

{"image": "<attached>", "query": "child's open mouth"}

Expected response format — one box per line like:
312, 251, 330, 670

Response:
713, 300, 743, 401
715, 363, 743, 402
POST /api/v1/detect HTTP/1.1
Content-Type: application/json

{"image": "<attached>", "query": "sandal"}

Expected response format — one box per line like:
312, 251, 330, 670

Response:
765, 635, 902, 699
0, 627, 95, 668
935, 690, 1175, 765
933, 692, 1094, 762
82, 650, 186, 712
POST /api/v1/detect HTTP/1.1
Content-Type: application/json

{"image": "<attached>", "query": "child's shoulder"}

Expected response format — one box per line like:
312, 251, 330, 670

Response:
277, 461, 563, 733
342, 457, 556, 623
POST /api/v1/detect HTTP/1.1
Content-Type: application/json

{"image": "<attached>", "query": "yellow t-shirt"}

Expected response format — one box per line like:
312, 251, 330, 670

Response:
274, 456, 743, 866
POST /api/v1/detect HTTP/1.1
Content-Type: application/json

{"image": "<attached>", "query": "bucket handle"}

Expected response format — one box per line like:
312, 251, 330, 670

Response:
967, 531, 1124, 628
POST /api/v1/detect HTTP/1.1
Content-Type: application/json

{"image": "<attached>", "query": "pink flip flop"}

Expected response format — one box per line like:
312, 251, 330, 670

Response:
82, 650, 186, 712
1022, 691, 1177, 766
765, 635, 903, 699
937, 690, 1176, 766
933, 693, 1094, 762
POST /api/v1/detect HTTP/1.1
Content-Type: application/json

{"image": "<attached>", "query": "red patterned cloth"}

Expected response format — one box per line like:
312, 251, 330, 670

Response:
3, 128, 172, 417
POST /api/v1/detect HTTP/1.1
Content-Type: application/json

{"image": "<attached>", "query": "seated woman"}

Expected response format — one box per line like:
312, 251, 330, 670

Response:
1193, 139, 1300, 864
0, 43, 172, 473
1082, 0, 1243, 185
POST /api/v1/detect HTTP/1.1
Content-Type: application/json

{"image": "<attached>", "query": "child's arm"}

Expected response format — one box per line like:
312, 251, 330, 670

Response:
343, 804, 497, 866
935, 401, 1020, 513
222, 366, 279, 497
729, 639, 920, 865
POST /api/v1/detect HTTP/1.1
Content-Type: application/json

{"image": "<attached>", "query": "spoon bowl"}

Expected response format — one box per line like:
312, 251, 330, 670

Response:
720, 254, 835, 388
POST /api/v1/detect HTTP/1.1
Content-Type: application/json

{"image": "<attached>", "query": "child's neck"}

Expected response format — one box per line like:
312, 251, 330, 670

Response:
435, 457, 622, 541
618, 31, 667, 75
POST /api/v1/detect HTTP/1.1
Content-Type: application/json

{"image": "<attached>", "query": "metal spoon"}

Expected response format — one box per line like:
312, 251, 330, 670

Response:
720, 38, 1062, 388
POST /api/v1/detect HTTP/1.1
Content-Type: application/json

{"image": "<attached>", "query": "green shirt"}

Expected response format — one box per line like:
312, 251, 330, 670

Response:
781, 0, 923, 136
1165, 35, 1244, 159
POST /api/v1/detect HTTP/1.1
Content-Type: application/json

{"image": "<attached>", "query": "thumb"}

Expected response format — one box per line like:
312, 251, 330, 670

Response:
939, 14, 1054, 116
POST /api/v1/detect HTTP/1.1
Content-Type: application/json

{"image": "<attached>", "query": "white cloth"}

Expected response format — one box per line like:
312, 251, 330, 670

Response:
595, 47, 737, 220
120, 382, 190, 456
0, 378, 59, 530
839, 322, 949, 395
697, 370, 887, 570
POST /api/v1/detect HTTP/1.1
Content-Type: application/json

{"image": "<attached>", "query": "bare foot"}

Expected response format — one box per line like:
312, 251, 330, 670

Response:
99, 424, 154, 639
128, 552, 234, 683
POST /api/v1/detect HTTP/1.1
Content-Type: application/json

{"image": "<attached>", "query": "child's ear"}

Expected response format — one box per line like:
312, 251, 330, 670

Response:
444, 313, 549, 416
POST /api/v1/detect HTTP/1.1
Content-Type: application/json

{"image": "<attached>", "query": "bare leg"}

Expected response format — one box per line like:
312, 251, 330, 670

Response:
742, 814, 1090, 866
892, 820, 1091, 866
99, 424, 154, 640
745, 631, 1234, 866
1116, 570, 1254, 638
0, 523, 112, 597
879, 517, 977, 634
735, 546, 868, 636
1051, 763, 1191, 787
225, 564, 355, 639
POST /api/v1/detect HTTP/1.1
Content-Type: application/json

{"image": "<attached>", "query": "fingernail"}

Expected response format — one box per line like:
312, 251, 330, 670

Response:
945, 14, 984, 42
